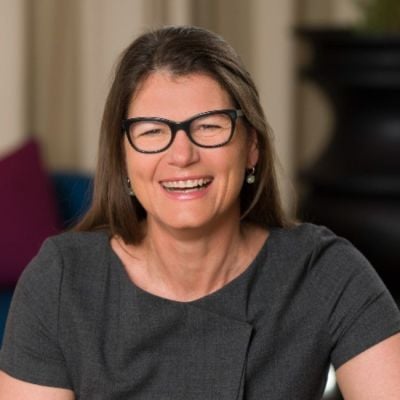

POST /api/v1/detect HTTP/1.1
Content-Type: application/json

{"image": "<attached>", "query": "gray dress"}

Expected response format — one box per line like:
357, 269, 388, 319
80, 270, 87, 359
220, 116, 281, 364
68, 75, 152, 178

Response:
1, 223, 399, 399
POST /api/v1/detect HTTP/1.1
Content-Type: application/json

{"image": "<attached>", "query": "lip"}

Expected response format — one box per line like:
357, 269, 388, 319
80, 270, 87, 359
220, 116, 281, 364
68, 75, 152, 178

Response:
159, 175, 213, 184
159, 175, 213, 200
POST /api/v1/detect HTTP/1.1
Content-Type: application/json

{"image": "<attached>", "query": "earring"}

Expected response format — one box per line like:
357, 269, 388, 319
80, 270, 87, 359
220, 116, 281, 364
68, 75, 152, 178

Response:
126, 177, 135, 196
246, 167, 256, 184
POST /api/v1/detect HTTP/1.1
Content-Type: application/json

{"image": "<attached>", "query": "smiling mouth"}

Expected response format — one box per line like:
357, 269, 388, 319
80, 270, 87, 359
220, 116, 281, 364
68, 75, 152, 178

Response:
161, 178, 213, 193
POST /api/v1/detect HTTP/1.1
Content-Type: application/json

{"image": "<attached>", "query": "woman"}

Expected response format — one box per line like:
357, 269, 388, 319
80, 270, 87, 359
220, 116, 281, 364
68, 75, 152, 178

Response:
0, 26, 399, 399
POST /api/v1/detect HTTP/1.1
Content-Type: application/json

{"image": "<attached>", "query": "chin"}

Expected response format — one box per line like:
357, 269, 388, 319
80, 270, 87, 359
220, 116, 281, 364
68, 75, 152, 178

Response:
150, 211, 215, 233
165, 217, 209, 231
149, 202, 240, 233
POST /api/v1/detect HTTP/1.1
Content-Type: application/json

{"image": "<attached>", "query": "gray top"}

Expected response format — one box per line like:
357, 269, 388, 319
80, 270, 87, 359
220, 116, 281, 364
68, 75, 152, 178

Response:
1, 223, 399, 399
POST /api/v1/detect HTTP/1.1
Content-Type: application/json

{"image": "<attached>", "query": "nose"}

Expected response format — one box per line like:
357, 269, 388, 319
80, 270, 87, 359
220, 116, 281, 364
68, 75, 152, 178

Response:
166, 128, 199, 167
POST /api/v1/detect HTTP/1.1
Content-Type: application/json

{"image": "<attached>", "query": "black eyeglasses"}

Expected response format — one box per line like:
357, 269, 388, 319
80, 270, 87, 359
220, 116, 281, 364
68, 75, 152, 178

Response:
122, 109, 244, 154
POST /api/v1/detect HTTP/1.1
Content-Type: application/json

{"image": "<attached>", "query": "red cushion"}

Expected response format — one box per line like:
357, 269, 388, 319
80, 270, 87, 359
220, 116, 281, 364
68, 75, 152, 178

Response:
0, 138, 61, 286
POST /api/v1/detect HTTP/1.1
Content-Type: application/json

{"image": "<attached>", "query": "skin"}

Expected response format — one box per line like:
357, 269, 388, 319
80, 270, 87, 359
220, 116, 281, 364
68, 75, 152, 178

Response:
0, 371, 74, 400
336, 332, 400, 399
1, 71, 399, 398
113, 71, 264, 302
125, 71, 258, 236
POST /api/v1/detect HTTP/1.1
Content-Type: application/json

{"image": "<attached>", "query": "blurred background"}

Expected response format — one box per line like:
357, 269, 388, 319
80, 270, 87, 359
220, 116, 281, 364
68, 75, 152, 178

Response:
2, 2, 400, 290
3, 0, 400, 296
1, 1, 399, 398
0, 0, 362, 209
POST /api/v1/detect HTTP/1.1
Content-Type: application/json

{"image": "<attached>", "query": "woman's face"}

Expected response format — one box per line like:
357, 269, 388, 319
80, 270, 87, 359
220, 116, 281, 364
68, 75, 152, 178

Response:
125, 71, 258, 234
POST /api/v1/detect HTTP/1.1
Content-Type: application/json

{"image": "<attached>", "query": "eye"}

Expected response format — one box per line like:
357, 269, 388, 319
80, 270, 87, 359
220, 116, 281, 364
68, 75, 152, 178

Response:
130, 121, 169, 139
192, 113, 231, 134
198, 123, 221, 131
138, 128, 163, 137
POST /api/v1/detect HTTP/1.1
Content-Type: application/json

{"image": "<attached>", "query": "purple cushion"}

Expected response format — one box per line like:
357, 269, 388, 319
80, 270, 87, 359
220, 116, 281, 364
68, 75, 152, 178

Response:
0, 138, 61, 286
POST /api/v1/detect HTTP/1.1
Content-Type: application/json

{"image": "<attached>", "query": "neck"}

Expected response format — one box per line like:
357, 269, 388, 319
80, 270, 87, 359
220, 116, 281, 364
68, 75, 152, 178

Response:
142, 215, 250, 302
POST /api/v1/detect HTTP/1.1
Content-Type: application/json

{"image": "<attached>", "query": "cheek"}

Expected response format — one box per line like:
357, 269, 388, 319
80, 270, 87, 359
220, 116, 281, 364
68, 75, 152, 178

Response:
231, 137, 252, 172
124, 139, 144, 175
217, 146, 248, 194
124, 146, 146, 190
124, 148, 161, 199
126, 159, 149, 189
124, 139, 133, 174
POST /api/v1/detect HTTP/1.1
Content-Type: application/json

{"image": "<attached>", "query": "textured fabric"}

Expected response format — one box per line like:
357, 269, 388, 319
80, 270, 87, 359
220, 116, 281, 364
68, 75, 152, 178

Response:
0, 224, 399, 399
0, 138, 61, 286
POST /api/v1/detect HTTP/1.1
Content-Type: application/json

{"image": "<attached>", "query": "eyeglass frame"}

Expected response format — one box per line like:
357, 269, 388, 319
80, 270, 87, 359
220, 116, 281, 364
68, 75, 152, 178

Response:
122, 109, 244, 154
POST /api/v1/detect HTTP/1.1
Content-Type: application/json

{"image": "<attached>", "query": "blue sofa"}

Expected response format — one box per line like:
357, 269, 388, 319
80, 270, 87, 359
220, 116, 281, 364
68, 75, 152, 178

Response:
0, 172, 92, 347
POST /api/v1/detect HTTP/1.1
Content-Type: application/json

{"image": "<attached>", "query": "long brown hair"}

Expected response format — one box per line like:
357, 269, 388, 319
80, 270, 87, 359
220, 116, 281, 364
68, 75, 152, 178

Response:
75, 25, 291, 243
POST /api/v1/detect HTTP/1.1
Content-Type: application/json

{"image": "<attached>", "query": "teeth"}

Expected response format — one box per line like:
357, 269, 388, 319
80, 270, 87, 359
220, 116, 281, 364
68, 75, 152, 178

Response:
162, 178, 211, 190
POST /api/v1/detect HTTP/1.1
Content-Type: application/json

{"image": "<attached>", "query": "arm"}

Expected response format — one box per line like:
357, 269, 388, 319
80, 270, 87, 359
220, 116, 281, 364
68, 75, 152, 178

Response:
307, 226, 400, 398
336, 333, 400, 399
0, 371, 74, 400
0, 239, 73, 394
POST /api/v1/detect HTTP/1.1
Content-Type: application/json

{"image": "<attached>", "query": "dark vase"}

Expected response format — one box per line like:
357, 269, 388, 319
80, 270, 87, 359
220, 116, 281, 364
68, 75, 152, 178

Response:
296, 28, 400, 301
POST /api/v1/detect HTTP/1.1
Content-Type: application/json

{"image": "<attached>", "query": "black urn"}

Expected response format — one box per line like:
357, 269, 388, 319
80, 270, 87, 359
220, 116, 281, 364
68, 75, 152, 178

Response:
296, 28, 400, 301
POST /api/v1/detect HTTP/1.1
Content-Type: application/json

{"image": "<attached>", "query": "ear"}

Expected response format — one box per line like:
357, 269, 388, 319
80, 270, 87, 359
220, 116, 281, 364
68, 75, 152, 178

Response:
123, 136, 132, 176
246, 128, 259, 168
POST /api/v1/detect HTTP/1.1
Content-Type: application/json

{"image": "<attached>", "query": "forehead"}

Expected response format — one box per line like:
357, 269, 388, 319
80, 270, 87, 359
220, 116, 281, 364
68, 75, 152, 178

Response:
127, 71, 233, 119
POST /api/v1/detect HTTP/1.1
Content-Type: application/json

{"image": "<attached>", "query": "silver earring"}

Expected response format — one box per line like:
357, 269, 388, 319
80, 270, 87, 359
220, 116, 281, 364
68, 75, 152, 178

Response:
246, 167, 256, 184
126, 177, 135, 196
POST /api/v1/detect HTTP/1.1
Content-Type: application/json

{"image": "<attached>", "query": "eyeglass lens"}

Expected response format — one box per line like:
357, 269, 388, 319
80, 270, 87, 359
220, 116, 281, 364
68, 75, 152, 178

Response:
128, 112, 234, 152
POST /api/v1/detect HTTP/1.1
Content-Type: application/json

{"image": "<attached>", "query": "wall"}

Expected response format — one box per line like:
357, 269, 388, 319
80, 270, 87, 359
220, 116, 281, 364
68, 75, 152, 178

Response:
0, 0, 361, 210
0, 0, 27, 156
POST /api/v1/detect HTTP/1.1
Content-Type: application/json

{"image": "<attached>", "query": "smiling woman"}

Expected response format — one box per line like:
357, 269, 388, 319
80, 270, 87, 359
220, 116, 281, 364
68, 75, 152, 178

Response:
0, 25, 399, 400
122, 71, 257, 237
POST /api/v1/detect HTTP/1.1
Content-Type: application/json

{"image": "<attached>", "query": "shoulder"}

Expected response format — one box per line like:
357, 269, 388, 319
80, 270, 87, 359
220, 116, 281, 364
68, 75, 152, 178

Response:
272, 222, 344, 249
266, 223, 379, 295
275, 224, 393, 316
49, 229, 110, 256
295, 223, 374, 280
30, 229, 109, 266
271, 222, 365, 266
34, 230, 113, 271
18, 230, 112, 291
